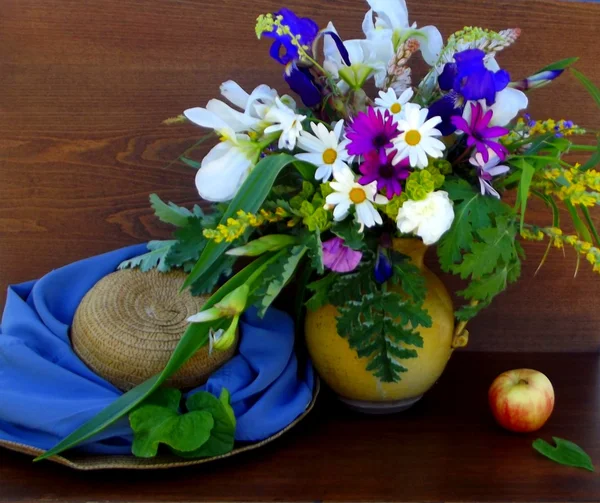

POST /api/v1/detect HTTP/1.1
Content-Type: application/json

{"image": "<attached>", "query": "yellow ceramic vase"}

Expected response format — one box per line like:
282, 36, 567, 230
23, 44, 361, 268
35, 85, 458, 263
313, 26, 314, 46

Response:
305, 238, 464, 413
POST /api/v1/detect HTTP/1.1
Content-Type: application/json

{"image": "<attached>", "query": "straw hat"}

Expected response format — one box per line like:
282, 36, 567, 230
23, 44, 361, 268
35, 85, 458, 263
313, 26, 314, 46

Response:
71, 269, 237, 391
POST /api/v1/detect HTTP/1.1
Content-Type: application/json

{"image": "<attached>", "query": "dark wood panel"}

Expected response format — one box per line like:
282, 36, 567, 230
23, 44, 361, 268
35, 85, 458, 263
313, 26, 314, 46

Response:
1, 352, 599, 502
1, 0, 600, 351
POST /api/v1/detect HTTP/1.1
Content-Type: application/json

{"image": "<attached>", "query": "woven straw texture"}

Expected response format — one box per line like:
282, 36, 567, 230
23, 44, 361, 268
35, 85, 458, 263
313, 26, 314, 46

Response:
0, 379, 319, 471
71, 269, 237, 391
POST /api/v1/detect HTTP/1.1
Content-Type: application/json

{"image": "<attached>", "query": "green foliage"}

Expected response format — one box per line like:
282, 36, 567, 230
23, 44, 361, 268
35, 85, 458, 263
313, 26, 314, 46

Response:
438, 178, 521, 320
537, 57, 579, 73
189, 254, 236, 296
255, 244, 308, 317
331, 219, 364, 250
183, 154, 300, 291
118, 241, 176, 273
129, 388, 235, 459
307, 254, 430, 383
533, 437, 595, 472
514, 158, 535, 232
571, 68, 600, 111
149, 194, 204, 227
306, 230, 324, 274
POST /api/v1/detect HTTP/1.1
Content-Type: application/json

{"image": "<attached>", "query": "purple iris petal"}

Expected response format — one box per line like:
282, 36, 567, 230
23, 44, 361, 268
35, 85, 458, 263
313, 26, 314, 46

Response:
346, 108, 400, 156
322, 237, 363, 273
427, 94, 464, 136
322, 31, 351, 66
358, 149, 411, 198
374, 250, 393, 284
264, 9, 319, 65
512, 69, 564, 91
451, 103, 509, 162
440, 49, 510, 106
285, 64, 322, 107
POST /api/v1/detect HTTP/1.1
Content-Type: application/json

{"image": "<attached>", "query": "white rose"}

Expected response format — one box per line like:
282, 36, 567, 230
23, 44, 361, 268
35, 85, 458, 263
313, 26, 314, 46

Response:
396, 190, 454, 245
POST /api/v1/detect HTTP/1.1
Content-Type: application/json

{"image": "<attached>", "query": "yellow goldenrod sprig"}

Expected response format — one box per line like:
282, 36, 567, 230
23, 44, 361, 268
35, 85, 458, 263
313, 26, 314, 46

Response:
533, 163, 600, 207
202, 208, 287, 244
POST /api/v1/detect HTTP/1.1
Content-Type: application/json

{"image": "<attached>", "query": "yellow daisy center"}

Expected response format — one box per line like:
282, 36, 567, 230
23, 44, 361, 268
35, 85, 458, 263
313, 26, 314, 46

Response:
322, 148, 338, 164
390, 102, 402, 114
405, 129, 422, 146
349, 187, 367, 204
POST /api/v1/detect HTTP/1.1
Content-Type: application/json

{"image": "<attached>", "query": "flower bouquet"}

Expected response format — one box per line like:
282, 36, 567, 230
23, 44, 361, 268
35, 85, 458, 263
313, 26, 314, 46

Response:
37, 0, 600, 459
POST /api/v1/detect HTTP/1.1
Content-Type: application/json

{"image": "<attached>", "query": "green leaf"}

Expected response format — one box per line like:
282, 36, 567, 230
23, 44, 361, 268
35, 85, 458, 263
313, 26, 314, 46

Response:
150, 194, 194, 227
571, 68, 600, 111
256, 244, 308, 317
189, 254, 236, 296
580, 204, 600, 247
533, 437, 595, 472
305, 273, 337, 311
34, 253, 275, 461
532, 189, 560, 228
118, 240, 176, 273
580, 136, 600, 171
180, 157, 202, 169
165, 217, 207, 268
293, 160, 317, 180
391, 253, 428, 304
182, 154, 298, 291
227, 235, 298, 256
306, 230, 324, 274
332, 219, 364, 250
130, 392, 215, 458
175, 389, 236, 458
565, 200, 593, 243
537, 57, 579, 73
514, 158, 535, 232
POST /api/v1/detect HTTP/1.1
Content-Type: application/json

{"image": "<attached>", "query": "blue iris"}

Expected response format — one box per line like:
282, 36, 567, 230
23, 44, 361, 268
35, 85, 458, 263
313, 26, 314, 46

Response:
428, 49, 510, 136
374, 250, 393, 284
263, 9, 319, 65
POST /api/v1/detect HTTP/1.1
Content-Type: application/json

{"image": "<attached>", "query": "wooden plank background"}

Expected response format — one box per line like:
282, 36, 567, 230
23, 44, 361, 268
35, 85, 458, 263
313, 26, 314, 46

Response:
1, 0, 600, 352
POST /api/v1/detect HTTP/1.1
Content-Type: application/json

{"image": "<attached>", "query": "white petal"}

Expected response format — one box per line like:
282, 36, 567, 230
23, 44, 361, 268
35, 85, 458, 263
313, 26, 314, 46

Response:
196, 143, 253, 202
333, 120, 345, 141
184, 107, 229, 132
326, 192, 348, 205
367, 0, 409, 30
356, 202, 375, 228
297, 133, 325, 154
206, 99, 260, 132
333, 201, 351, 221
408, 148, 419, 168
220, 80, 249, 110
487, 165, 510, 176
295, 152, 324, 166
315, 164, 334, 181
411, 26, 444, 66
399, 88, 414, 103
420, 116, 443, 133
490, 88, 529, 127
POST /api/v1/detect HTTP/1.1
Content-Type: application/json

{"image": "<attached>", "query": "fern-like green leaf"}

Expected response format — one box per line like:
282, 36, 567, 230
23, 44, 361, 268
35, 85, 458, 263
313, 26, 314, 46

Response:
118, 241, 176, 273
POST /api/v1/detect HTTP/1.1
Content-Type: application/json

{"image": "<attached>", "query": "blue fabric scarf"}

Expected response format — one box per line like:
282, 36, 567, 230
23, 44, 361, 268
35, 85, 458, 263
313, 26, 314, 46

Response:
0, 245, 313, 455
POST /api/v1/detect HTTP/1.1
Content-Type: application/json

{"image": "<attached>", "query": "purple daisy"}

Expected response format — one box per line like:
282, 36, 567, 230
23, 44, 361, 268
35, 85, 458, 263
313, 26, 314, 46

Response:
322, 237, 363, 273
345, 107, 400, 156
358, 149, 411, 198
451, 102, 509, 163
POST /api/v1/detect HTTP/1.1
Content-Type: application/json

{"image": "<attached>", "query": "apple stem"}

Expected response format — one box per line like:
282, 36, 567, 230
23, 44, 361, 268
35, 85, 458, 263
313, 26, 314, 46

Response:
518, 379, 529, 385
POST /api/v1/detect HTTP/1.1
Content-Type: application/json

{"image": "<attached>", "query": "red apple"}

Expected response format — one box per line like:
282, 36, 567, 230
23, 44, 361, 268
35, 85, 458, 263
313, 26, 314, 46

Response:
488, 369, 555, 433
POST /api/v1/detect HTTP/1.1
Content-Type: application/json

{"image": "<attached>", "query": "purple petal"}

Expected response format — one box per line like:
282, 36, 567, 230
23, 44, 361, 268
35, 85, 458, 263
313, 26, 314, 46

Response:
322, 237, 362, 273
479, 125, 510, 139
451, 115, 470, 133
323, 31, 351, 66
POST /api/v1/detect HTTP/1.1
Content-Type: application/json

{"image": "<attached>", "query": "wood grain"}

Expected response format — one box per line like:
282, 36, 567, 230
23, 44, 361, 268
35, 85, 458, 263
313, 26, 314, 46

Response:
1, 352, 599, 502
1, 0, 600, 351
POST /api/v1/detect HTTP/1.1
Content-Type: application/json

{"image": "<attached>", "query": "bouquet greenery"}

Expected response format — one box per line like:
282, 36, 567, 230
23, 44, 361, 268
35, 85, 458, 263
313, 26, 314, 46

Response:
38, 0, 600, 460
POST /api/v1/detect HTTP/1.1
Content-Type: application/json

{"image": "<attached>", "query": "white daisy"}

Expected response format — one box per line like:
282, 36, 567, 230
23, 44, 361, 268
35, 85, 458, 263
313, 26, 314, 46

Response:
296, 121, 351, 182
391, 103, 445, 169
263, 98, 306, 150
374, 87, 414, 121
325, 168, 388, 231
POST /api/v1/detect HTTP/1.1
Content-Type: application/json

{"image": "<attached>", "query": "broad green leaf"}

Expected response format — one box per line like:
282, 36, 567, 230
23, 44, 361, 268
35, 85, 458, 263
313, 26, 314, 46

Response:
257, 244, 308, 317
35, 252, 275, 461
149, 194, 194, 227
293, 160, 317, 180
227, 235, 298, 256
332, 219, 364, 250
514, 158, 535, 232
182, 154, 298, 290
533, 437, 595, 472
571, 68, 600, 110
174, 389, 235, 458
537, 57, 579, 73
130, 405, 214, 458
118, 240, 176, 273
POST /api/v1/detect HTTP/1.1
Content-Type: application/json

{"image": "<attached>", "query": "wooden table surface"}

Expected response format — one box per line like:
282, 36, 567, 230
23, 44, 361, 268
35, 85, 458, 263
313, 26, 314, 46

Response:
2, 0, 600, 501
0, 352, 598, 502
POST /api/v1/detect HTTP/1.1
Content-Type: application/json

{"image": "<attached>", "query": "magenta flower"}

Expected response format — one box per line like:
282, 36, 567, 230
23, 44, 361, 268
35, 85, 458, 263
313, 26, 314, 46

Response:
358, 149, 411, 197
322, 237, 363, 273
345, 107, 400, 156
451, 102, 509, 162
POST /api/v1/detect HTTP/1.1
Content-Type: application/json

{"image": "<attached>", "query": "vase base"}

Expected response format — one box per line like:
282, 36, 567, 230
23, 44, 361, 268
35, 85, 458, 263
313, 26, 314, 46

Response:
337, 394, 423, 414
